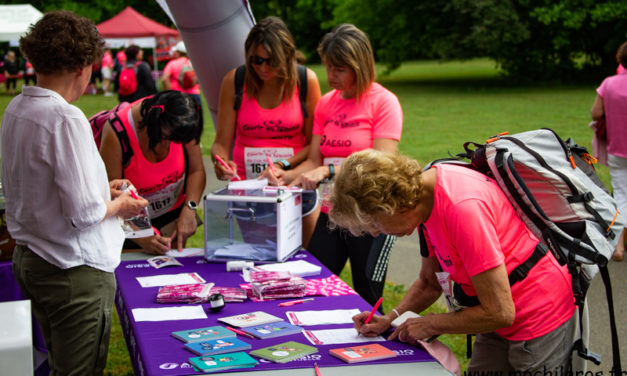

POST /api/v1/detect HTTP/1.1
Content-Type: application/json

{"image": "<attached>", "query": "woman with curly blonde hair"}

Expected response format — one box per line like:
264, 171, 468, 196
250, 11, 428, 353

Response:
331, 149, 577, 374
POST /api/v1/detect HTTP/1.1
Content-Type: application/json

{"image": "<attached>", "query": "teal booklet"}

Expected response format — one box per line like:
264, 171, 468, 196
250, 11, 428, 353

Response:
241, 321, 303, 339
189, 351, 258, 373
185, 337, 251, 356
172, 326, 235, 343
250, 341, 318, 363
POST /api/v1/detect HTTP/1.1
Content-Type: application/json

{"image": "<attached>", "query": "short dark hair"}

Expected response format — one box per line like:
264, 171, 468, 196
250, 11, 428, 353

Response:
616, 42, 627, 68
19, 10, 104, 75
125, 45, 141, 61
139, 90, 203, 150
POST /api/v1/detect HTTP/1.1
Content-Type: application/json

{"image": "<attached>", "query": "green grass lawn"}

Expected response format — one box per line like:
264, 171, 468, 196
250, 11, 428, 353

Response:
0, 58, 608, 375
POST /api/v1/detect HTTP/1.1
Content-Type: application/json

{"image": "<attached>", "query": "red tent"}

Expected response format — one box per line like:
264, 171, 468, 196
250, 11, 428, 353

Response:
97, 6, 179, 38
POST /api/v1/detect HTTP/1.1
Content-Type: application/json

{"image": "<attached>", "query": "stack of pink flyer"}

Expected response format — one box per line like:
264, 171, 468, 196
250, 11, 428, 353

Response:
249, 271, 307, 300
209, 287, 248, 302
156, 283, 214, 304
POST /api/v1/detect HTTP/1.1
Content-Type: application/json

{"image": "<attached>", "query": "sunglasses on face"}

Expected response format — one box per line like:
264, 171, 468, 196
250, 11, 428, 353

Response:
252, 55, 273, 66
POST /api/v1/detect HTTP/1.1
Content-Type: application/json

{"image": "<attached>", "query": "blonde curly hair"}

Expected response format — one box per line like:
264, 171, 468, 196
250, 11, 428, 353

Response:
329, 149, 424, 236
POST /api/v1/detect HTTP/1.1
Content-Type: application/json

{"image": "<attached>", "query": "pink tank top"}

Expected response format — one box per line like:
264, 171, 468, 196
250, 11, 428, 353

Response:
233, 86, 305, 179
118, 104, 186, 219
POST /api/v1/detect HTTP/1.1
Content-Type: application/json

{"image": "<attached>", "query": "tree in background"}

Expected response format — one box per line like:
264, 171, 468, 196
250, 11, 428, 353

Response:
331, 0, 627, 79
5, 0, 627, 80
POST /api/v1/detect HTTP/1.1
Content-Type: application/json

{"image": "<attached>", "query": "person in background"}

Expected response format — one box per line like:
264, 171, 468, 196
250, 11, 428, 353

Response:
210, 16, 321, 248
331, 150, 576, 374
116, 44, 157, 103
101, 47, 114, 96
161, 41, 202, 107
281, 24, 402, 308
23, 58, 36, 86
99, 90, 205, 254
1, 11, 148, 375
591, 41, 627, 262
3, 50, 19, 95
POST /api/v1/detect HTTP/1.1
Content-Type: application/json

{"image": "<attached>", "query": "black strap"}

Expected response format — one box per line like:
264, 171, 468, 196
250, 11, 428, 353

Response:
600, 265, 622, 373
233, 64, 246, 111
108, 112, 134, 168
296, 64, 308, 118
508, 243, 548, 286
233, 64, 309, 119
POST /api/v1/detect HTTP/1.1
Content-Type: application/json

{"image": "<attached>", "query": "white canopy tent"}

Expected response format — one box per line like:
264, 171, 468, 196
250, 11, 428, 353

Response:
0, 4, 43, 45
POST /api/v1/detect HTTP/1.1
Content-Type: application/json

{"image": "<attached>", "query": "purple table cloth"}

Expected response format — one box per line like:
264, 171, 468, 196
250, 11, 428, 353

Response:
114, 252, 437, 375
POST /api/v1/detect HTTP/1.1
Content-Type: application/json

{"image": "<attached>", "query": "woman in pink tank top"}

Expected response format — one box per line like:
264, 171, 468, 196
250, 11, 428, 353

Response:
100, 91, 206, 255
210, 16, 321, 247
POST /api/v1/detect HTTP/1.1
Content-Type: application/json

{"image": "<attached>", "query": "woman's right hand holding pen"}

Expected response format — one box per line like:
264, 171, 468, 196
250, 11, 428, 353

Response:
212, 155, 239, 181
352, 311, 393, 337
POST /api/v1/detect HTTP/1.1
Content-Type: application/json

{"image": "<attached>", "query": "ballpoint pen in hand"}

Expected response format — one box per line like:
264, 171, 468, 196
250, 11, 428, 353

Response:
214, 155, 241, 181
364, 297, 383, 324
266, 155, 277, 177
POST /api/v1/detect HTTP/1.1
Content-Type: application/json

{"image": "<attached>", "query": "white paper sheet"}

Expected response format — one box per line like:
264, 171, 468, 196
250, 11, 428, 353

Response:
286, 309, 361, 326
258, 260, 322, 277
136, 272, 206, 288
165, 248, 205, 257
228, 178, 268, 190
303, 328, 386, 345
132, 305, 207, 322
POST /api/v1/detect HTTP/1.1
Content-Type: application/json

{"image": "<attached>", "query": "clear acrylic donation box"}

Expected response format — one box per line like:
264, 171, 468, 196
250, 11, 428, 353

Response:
203, 187, 302, 262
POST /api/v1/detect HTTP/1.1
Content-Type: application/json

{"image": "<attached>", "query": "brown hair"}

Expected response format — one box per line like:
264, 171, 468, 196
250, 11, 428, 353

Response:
317, 24, 376, 100
244, 16, 297, 100
19, 10, 104, 75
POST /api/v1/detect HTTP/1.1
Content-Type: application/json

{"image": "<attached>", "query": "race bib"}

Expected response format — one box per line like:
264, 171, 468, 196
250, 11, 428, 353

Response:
143, 178, 185, 218
244, 147, 294, 179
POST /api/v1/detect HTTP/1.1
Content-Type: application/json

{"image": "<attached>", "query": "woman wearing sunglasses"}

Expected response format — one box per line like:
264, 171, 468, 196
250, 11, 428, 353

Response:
211, 16, 321, 247
280, 24, 403, 308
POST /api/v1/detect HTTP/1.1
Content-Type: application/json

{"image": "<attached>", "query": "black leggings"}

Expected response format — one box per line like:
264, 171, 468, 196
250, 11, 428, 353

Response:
307, 212, 395, 310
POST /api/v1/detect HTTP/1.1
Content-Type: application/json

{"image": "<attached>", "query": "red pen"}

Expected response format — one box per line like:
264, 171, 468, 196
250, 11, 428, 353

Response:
215, 155, 241, 181
129, 189, 139, 200
314, 362, 322, 376
364, 297, 383, 324
226, 326, 255, 339
266, 155, 277, 176
278, 298, 314, 307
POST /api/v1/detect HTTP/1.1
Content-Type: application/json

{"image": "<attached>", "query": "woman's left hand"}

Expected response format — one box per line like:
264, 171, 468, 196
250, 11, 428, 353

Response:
171, 207, 198, 251
388, 315, 437, 345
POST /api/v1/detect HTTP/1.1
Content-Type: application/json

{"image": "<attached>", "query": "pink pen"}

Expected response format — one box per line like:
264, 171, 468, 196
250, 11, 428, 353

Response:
266, 155, 277, 176
278, 298, 314, 307
214, 155, 241, 181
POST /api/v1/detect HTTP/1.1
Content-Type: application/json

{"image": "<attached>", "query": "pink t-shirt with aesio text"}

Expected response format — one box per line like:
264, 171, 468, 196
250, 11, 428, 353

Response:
233, 85, 305, 179
313, 82, 402, 213
424, 164, 575, 341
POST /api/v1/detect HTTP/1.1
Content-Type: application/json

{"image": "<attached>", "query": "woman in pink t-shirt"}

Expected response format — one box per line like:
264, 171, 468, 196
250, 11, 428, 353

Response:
591, 41, 627, 261
282, 24, 402, 308
331, 150, 576, 374
210, 17, 321, 247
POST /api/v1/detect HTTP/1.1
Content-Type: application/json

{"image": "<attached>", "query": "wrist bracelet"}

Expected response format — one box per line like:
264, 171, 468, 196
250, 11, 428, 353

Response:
391, 308, 400, 319
328, 164, 335, 180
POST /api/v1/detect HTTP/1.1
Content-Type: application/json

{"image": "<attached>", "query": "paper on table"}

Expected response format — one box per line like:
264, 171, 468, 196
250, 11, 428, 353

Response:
303, 328, 386, 345
165, 248, 205, 257
257, 260, 322, 277
136, 272, 206, 288
286, 309, 361, 326
132, 305, 207, 322
228, 178, 268, 190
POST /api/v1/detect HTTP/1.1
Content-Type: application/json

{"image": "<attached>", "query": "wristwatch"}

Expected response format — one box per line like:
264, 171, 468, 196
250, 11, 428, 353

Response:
277, 159, 291, 170
187, 200, 198, 211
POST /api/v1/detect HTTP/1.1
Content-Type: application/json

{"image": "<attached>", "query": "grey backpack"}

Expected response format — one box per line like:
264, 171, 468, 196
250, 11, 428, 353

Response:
425, 128, 623, 371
